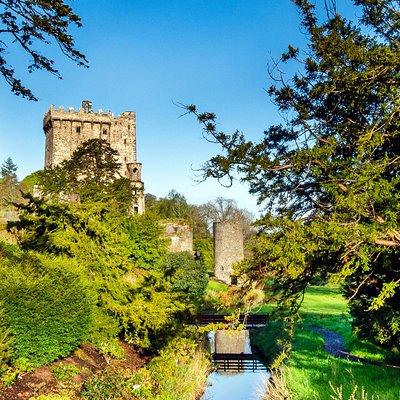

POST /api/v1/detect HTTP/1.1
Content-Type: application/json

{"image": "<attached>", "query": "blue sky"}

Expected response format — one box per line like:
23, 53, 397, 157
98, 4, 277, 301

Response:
0, 0, 358, 214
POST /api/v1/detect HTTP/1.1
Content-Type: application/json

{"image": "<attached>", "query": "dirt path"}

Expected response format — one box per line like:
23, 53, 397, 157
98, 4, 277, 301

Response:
312, 326, 400, 368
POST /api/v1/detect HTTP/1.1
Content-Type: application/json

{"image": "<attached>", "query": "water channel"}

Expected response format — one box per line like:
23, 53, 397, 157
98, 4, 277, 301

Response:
201, 330, 270, 400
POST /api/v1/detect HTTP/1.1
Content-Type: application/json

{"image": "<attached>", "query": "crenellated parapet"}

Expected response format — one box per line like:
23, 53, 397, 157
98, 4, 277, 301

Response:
43, 100, 145, 214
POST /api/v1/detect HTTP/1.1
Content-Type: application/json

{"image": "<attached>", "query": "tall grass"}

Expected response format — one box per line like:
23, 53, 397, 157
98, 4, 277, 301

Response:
81, 337, 211, 400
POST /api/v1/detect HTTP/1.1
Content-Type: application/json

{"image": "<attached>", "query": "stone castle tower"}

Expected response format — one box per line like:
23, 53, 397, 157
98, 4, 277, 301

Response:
43, 100, 145, 213
213, 221, 244, 284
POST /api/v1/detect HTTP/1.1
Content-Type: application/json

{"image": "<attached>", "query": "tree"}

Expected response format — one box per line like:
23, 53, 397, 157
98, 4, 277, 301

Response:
0, 157, 20, 207
0, 0, 87, 101
187, 0, 400, 349
40, 138, 133, 211
152, 190, 191, 220
1, 157, 17, 180
197, 196, 255, 241
162, 251, 208, 308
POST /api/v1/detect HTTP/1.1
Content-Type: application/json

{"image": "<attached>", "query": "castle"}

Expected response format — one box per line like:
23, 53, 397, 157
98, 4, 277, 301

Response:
43, 100, 145, 213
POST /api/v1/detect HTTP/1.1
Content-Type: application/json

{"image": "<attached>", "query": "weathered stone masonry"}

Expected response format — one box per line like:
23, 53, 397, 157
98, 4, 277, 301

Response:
43, 100, 145, 213
213, 221, 244, 284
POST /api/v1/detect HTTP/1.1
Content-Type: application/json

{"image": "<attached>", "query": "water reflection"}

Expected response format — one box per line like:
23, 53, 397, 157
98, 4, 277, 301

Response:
201, 330, 270, 400
201, 371, 269, 400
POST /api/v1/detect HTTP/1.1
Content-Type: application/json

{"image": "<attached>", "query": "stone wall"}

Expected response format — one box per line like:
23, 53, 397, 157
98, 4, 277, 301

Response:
43, 101, 145, 214
214, 330, 250, 354
213, 221, 244, 284
162, 222, 193, 253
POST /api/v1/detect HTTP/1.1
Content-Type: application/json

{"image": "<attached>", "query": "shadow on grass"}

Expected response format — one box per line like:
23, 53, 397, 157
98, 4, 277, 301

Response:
251, 310, 400, 400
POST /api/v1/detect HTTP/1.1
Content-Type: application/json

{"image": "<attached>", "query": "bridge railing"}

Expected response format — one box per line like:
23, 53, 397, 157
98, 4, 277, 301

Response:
212, 353, 267, 372
196, 314, 268, 327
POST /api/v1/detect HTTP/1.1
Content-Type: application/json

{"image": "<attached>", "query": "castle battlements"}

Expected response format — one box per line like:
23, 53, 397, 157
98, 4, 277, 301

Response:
43, 100, 145, 214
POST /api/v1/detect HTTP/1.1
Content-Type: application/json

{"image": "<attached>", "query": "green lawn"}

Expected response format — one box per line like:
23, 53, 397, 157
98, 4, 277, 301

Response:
253, 285, 400, 400
206, 279, 228, 293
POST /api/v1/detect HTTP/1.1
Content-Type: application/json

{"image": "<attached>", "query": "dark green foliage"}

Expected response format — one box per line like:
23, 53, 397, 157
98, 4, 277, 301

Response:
147, 190, 191, 220
194, 237, 214, 274
21, 170, 43, 192
124, 214, 167, 270
0, 303, 13, 375
163, 252, 208, 306
187, 0, 400, 348
39, 139, 133, 211
0, 243, 94, 368
0, 0, 87, 101
9, 193, 205, 352
251, 321, 285, 365
7, 142, 210, 358
345, 259, 400, 349
145, 190, 211, 240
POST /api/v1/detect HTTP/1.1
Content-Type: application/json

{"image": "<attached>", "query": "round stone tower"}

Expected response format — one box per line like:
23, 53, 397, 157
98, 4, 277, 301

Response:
213, 221, 244, 284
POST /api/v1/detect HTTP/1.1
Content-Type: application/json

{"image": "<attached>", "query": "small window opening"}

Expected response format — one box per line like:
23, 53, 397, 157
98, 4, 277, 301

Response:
76, 126, 81, 133
128, 125, 130, 130
103, 129, 108, 135
133, 206, 139, 214
124, 139, 127, 145
124, 157, 127, 162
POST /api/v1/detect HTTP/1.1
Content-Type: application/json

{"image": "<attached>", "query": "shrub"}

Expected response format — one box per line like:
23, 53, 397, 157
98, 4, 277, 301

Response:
80, 367, 135, 400
193, 238, 214, 274
163, 252, 208, 307
88, 309, 123, 359
0, 246, 94, 368
143, 337, 210, 400
51, 363, 80, 382
0, 303, 13, 372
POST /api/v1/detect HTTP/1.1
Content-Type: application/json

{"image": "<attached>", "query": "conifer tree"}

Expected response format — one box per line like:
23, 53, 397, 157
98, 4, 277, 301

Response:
1, 157, 17, 180
187, 0, 400, 348
0, 0, 87, 101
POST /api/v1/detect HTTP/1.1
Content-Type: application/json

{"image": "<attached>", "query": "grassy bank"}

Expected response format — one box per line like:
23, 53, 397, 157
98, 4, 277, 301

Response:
1, 337, 210, 400
253, 286, 400, 400
81, 337, 210, 400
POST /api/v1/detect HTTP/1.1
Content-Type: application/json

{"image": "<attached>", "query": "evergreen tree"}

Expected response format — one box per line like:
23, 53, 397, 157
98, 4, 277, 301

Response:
40, 139, 133, 212
1, 158, 17, 180
187, 0, 400, 349
0, 0, 87, 101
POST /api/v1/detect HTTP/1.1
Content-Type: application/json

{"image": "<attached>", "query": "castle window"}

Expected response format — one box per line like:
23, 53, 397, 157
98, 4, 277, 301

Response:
103, 129, 108, 135
133, 206, 139, 214
128, 125, 130, 130
124, 139, 127, 145
124, 157, 127, 162
76, 126, 81, 133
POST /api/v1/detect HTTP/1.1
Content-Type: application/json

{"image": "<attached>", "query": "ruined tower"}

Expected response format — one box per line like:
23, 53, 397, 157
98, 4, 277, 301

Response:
43, 100, 145, 213
213, 221, 244, 284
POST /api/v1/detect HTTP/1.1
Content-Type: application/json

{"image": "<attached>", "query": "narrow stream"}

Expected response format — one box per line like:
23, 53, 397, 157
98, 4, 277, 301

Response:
201, 331, 270, 400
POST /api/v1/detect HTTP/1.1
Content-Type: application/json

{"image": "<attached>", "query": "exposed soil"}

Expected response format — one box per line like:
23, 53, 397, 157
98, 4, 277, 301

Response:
0, 341, 149, 400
